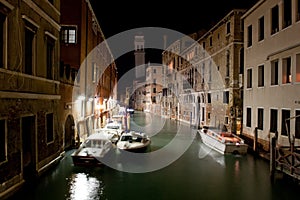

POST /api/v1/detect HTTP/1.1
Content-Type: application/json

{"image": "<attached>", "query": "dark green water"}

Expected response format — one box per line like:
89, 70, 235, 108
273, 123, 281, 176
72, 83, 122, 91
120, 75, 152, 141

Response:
8, 112, 300, 200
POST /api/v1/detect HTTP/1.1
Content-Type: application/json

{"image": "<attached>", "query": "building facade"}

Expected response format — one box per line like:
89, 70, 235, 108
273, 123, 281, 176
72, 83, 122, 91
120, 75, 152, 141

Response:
242, 0, 300, 150
194, 10, 245, 132
162, 10, 245, 131
0, 0, 62, 198
0, 0, 117, 198
60, 0, 117, 144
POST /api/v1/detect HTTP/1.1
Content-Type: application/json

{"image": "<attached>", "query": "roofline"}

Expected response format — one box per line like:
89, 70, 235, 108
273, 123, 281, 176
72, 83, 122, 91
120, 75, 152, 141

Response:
241, 0, 266, 20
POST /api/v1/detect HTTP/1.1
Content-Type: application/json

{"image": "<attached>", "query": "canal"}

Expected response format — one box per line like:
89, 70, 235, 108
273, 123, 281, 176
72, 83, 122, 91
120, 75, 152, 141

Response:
8, 112, 300, 200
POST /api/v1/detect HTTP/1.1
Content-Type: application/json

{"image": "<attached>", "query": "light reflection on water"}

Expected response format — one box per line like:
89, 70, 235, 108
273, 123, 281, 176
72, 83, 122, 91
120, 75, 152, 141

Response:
198, 142, 225, 167
67, 173, 104, 200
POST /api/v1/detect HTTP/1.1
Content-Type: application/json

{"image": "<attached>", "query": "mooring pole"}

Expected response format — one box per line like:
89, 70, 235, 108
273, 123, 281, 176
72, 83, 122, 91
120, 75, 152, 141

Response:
253, 127, 258, 154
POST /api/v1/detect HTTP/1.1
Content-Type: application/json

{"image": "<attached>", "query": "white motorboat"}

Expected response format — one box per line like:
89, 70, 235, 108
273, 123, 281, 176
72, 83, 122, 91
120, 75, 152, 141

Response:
116, 131, 151, 152
93, 128, 120, 144
71, 132, 115, 166
198, 126, 248, 155
103, 121, 125, 136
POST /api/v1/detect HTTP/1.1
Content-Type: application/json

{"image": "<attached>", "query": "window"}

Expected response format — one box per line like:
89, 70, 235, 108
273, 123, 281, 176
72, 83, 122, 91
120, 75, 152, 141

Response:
223, 91, 229, 104
162, 88, 167, 96
296, 54, 300, 82
247, 68, 252, 88
46, 113, 54, 143
258, 16, 264, 41
225, 117, 229, 124
226, 50, 230, 77
246, 107, 251, 127
207, 93, 211, 103
271, 5, 279, 34
297, 0, 300, 21
271, 60, 279, 85
258, 65, 264, 87
257, 108, 264, 130
153, 87, 156, 93
48, 0, 54, 4
295, 110, 300, 139
283, 0, 292, 28
281, 109, 290, 136
270, 109, 278, 133
226, 22, 231, 34
209, 37, 212, 46
201, 107, 205, 121
201, 63, 205, 83
0, 13, 6, 68
209, 61, 212, 82
61, 26, 77, 44
25, 28, 35, 75
282, 57, 292, 84
247, 25, 252, 47
0, 119, 7, 163
46, 38, 54, 79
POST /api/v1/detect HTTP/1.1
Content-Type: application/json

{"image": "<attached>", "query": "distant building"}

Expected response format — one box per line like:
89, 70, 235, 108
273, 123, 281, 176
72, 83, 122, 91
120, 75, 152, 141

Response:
144, 64, 163, 114
134, 34, 146, 80
131, 34, 146, 111
242, 0, 300, 150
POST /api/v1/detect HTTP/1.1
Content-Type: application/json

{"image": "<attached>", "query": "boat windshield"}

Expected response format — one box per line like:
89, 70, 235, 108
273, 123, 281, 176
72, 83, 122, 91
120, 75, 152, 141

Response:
106, 125, 121, 129
84, 139, 108, 148
120, 135, 132, 141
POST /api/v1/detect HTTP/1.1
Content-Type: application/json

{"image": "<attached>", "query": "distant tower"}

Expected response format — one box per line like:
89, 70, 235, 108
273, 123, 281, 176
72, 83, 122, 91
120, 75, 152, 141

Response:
134, 34, 145, 80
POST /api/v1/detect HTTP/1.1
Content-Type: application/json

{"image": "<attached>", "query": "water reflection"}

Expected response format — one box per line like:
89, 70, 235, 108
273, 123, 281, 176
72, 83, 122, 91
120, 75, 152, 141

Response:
67, 173, 104, 200
198, 142, 225, 167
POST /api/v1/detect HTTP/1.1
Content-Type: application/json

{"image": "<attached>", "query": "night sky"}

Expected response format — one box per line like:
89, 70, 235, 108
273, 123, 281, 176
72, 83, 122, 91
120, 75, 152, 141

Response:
90, 0, 259, 81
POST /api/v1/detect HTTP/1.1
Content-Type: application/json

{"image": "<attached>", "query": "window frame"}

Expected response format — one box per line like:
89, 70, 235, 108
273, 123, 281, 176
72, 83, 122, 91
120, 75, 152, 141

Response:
247, 68, 252, 88
246, 107, 252, 127
46, 113, 54, 144
247, 25, 252, 47
258, 16, 264, 41
271, 60, 279, 85
257, 108, 264, 130
258, 65, 264, 87
61, 25, 77, 44
270, 109, 278, 133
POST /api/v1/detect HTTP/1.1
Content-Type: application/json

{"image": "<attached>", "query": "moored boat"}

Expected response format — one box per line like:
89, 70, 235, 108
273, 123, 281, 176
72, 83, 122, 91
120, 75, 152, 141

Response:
93, 128, 120, 144
116, 131, 151, 153
198, 126, 248, 155
103, 121, 125, 136
71, 132, 115, 166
